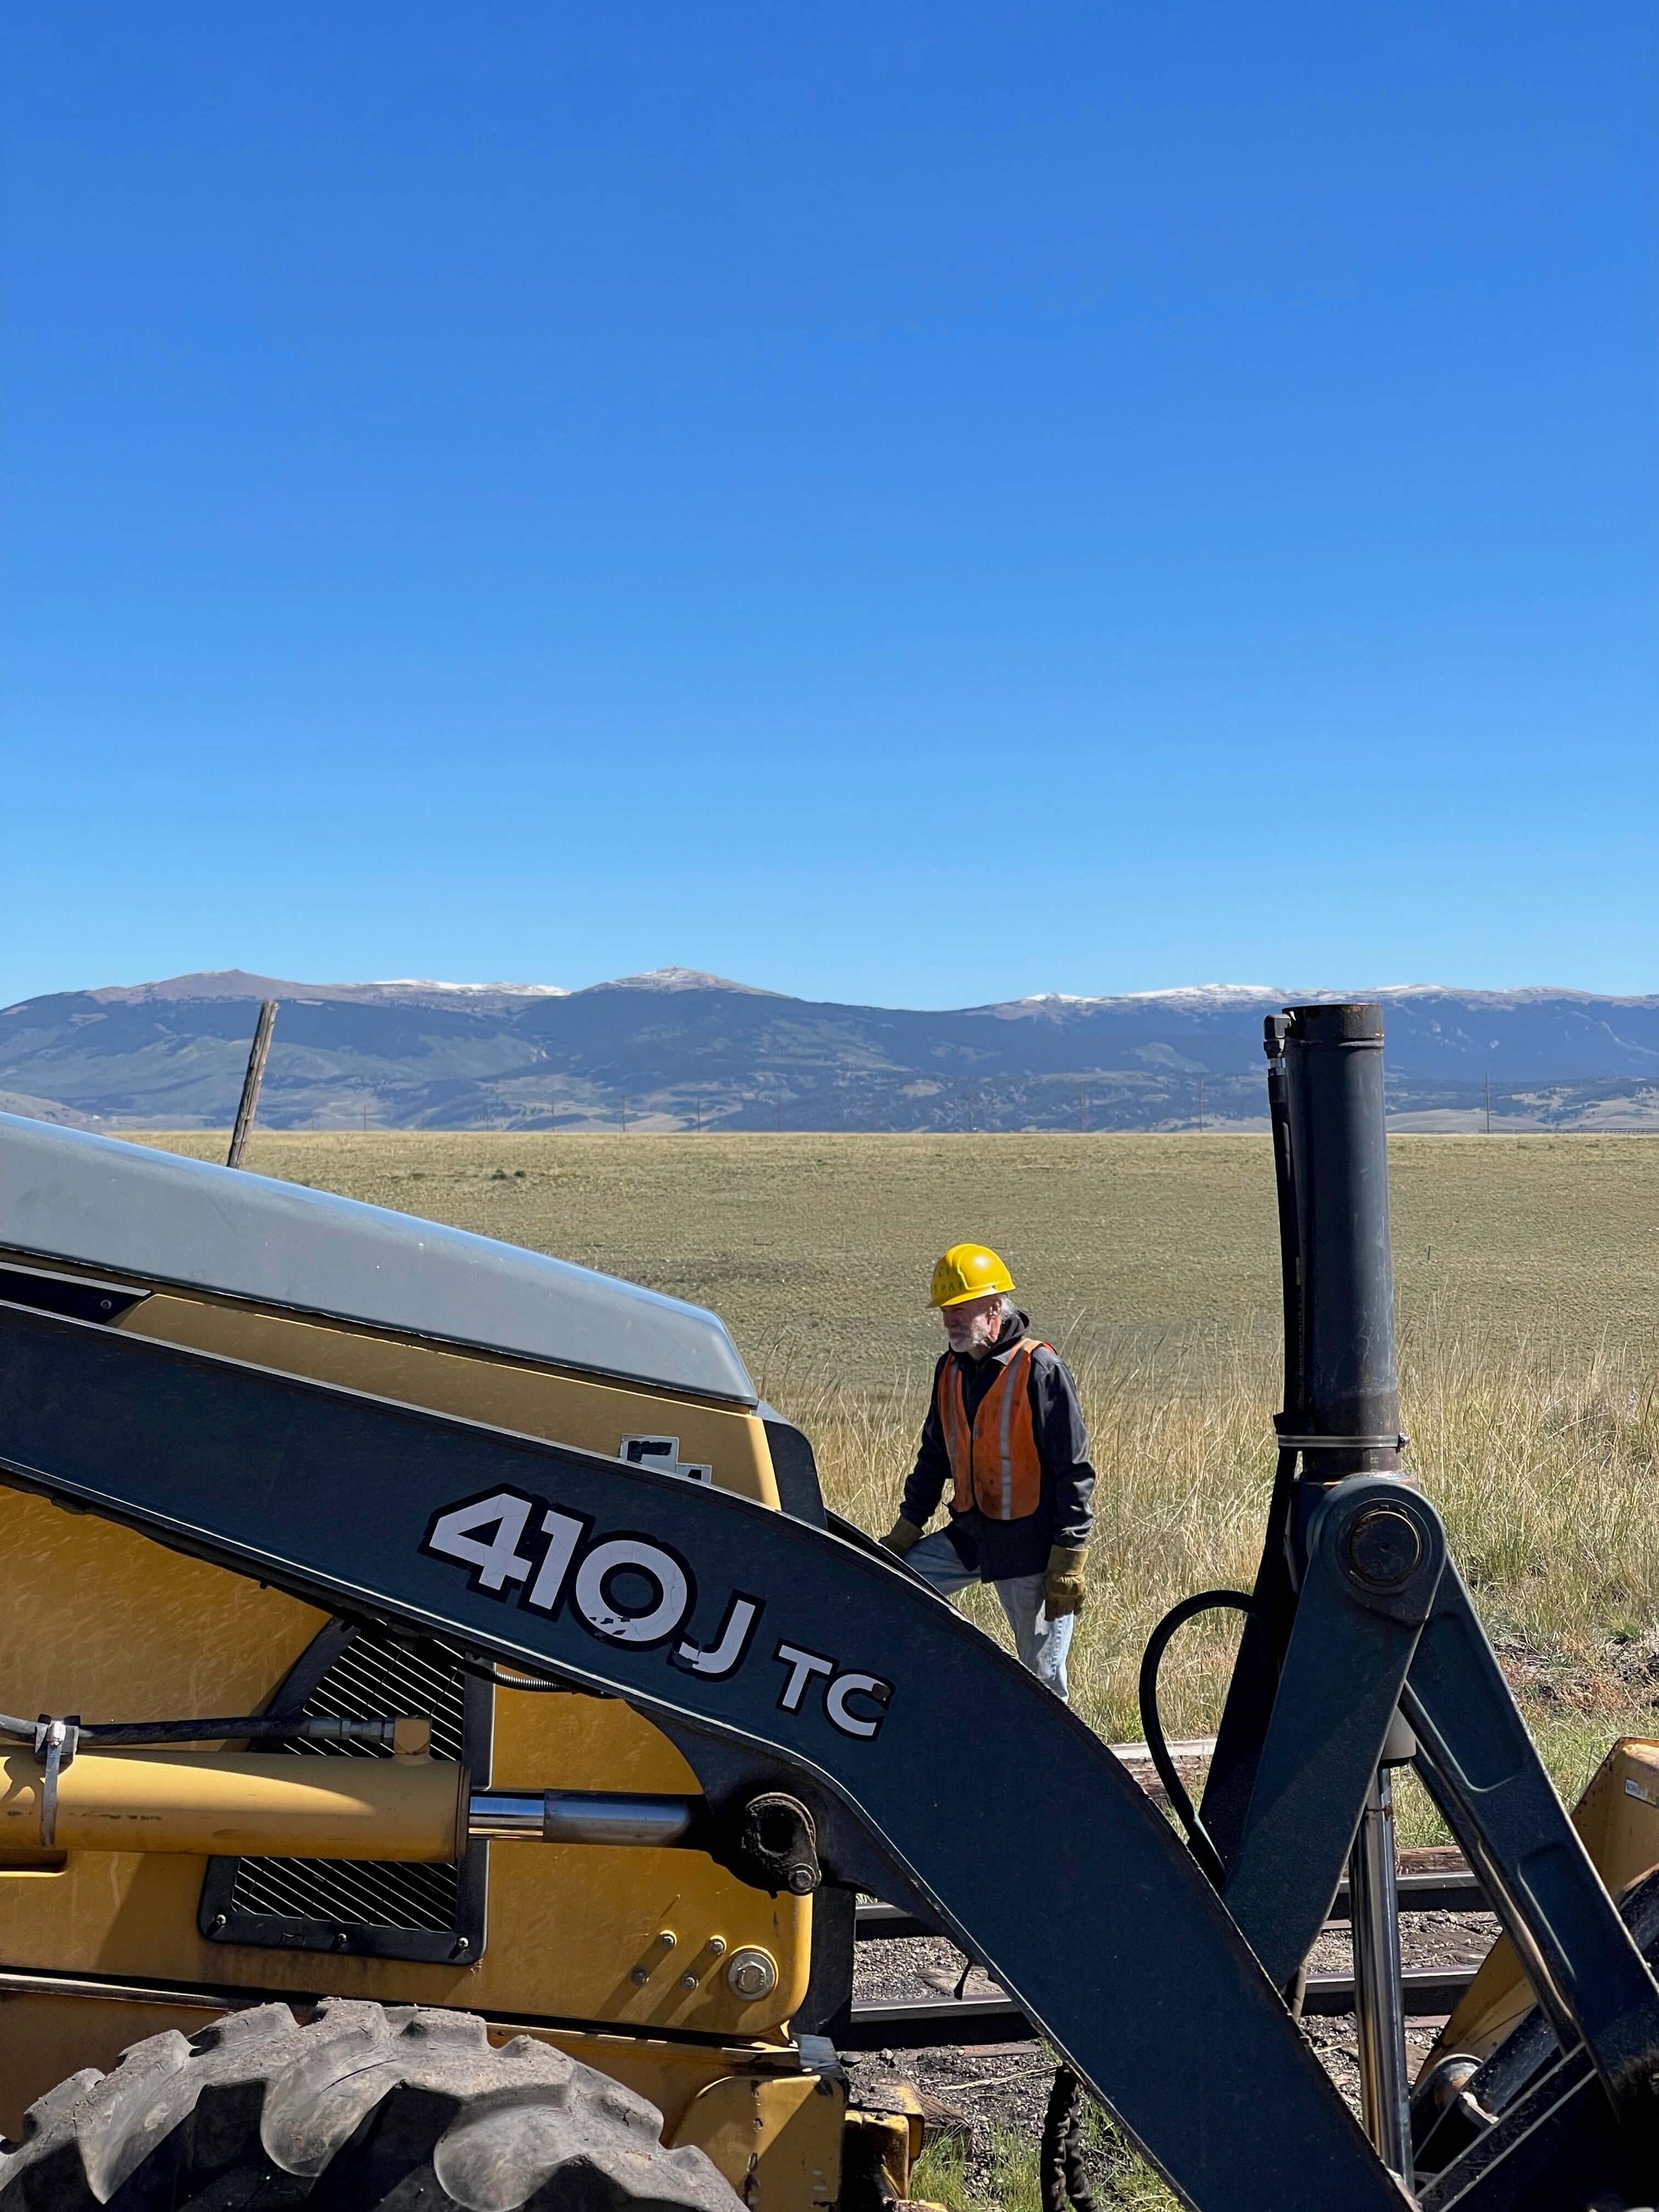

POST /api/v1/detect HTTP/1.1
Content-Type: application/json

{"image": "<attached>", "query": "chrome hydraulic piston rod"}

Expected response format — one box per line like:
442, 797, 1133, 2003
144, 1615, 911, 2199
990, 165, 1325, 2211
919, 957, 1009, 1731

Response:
469, 1790, 699, 1846
1348, 1719, 1415, 2188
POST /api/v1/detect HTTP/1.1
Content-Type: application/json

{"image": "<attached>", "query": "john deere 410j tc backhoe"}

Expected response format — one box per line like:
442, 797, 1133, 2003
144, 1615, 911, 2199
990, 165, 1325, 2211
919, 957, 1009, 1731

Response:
0, 1003, 1656, 2211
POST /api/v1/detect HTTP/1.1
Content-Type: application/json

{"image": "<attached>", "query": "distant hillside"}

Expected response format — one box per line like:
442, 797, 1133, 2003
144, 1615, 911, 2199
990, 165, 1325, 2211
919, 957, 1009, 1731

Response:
4, 970, 1658, 1133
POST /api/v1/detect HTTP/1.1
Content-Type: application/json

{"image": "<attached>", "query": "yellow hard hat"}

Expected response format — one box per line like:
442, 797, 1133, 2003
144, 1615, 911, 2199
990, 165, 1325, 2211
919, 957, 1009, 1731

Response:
930, 1243, 1015, 1309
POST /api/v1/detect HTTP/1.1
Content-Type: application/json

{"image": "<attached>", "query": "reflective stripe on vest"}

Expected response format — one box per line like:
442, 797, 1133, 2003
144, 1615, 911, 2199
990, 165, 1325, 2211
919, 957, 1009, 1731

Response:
936, 1339, 1047, 1522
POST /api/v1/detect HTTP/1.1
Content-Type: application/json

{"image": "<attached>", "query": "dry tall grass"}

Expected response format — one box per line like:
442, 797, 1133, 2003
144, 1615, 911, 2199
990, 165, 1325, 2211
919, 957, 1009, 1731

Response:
763, 1319, 1659, 1838
115, 1130, 1659, 2209
137, 1130, 1659, 1831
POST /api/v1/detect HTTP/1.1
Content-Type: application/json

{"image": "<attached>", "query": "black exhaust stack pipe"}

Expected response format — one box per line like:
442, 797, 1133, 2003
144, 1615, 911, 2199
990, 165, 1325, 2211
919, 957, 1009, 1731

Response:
1278, 1003, 1401, 1482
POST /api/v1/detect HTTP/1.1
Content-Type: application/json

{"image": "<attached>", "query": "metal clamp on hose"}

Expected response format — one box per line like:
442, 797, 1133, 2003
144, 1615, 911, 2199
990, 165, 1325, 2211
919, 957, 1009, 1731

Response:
33, 1714, 80, 1850
1274, 1433, 1409, 1453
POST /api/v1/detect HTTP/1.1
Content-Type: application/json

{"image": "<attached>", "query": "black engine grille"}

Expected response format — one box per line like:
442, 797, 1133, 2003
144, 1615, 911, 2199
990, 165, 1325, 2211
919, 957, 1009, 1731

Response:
200, 1621, 492, 1963
230, 1633, 466, 1933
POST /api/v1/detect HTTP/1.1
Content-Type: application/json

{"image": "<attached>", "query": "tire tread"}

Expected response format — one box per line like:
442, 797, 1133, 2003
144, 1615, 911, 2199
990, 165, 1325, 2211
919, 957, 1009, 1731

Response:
0, 2002, 742, 2212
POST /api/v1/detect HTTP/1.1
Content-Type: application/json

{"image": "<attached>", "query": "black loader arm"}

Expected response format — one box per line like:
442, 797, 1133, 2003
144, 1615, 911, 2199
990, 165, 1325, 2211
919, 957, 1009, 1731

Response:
0, 1295, 1400, 2212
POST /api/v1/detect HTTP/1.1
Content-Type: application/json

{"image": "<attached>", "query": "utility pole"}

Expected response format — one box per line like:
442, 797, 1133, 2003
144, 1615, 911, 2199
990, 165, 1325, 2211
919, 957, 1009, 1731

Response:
694, 1094, 702, 1134
774, 1098, 783, 1134
1485, 1070, 1492, 1134
1198, 1076, 1205, 1134
966, 1086, 975, 1134
226, 1001, 279, 1169
619, 1096, 628, 1134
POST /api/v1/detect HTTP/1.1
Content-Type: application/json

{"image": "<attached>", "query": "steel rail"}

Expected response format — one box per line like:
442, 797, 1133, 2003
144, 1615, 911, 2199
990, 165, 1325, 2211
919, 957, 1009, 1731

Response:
841, 1967, 1480, 2051
854, 1868, 1484, 1944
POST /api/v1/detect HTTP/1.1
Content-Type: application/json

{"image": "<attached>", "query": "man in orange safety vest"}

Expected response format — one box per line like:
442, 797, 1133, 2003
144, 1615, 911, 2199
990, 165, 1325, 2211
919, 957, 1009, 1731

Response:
879, 1243, 1094, 1701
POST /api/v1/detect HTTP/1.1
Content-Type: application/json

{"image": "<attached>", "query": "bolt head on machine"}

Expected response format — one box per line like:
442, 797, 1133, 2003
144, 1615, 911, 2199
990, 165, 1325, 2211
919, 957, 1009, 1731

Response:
725, 1946, 778, 2000
1345, 1507, 1423, 1591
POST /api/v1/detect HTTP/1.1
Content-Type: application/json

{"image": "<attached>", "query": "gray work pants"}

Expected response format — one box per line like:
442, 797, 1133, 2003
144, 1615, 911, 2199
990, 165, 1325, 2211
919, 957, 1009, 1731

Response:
906, 1527, 1074, 1702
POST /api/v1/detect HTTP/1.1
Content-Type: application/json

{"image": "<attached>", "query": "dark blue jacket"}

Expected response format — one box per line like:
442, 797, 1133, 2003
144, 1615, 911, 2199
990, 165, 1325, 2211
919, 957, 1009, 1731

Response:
901, 1305, 1096, 1581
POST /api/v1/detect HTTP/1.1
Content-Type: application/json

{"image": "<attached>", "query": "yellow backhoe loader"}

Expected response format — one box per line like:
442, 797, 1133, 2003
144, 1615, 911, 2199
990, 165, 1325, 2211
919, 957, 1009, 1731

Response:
0, 1003, 1654, 2211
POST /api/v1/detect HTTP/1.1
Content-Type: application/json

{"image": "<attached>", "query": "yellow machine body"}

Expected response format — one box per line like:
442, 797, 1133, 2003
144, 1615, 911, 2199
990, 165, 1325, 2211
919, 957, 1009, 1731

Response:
1425, 1736, 1659, 2073
0, 1253, 875, 2207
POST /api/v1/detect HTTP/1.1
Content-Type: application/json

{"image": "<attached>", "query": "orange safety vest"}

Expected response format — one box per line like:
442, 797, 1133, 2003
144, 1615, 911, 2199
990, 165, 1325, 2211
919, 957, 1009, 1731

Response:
936, 1338, 1048, 1522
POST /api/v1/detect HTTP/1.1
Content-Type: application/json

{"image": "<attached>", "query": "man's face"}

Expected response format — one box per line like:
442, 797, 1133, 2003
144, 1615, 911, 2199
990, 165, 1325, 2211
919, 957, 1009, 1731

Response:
941, 1291, 1005, 1359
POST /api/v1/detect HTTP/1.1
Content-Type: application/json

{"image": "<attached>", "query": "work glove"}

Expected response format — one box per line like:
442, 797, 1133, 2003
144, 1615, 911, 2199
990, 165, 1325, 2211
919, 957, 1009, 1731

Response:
1043, 1545, 1088, 1619
879, 1517, 924, 1558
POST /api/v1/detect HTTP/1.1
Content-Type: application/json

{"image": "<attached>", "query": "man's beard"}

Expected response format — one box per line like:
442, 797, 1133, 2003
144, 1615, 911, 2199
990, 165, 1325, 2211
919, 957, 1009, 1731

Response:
946, 1309, 1002, 1357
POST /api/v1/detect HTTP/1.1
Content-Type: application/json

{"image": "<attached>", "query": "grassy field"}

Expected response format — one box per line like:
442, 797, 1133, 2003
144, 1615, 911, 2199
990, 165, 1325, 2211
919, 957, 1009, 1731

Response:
143, 1130, 1659, 1830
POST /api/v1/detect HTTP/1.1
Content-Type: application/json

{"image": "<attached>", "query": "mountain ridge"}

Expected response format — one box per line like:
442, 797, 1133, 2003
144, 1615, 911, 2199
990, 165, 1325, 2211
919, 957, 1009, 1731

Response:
4, 970, 1658, 1134
54, 970, 1657, 1017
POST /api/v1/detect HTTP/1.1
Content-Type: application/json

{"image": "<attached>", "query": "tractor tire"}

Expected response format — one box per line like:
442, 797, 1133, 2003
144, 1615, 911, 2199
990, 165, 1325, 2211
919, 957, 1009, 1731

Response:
0, 1998, 745, 2212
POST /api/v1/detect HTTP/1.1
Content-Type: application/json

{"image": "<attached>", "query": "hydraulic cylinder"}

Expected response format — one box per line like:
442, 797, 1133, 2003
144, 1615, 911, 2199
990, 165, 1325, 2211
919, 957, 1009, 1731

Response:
0, 1749, 470, 1861
1281, 1004, 1412, 2179
0, 1754, 703, 1862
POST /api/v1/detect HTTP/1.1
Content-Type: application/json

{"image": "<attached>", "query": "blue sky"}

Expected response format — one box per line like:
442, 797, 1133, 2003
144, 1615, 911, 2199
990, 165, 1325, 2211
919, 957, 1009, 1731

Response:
5, 1, 1655, 1010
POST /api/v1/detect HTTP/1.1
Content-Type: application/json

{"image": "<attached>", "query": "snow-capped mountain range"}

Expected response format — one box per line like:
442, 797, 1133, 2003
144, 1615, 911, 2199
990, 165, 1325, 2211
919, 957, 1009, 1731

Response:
3, 970, 1657, 1132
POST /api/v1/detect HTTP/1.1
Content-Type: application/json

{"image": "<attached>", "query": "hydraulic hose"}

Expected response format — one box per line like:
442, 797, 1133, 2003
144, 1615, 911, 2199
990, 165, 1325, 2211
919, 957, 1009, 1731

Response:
0, 1710, 413, 1749
1039, 2067, 1098, 2212
1136, 1589, 1254, 1889
423, 1635, 610, 1695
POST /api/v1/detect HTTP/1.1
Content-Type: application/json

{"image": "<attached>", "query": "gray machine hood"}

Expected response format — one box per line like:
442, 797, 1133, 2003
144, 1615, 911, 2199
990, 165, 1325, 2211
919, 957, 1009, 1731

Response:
0, 1114, 757, 1405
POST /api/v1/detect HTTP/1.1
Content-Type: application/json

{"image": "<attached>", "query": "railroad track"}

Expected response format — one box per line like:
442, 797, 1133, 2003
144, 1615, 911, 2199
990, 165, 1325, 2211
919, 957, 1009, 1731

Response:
854, 1866, 1482, 1946
842, 1968, 1480, 2051
844, 1738, 1486, 2050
